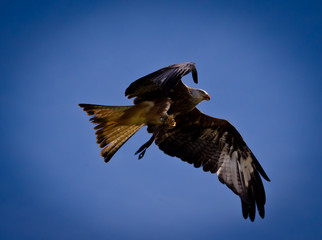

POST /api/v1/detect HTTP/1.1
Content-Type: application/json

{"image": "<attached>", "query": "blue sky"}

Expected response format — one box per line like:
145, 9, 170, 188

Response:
1, 0, 321, 239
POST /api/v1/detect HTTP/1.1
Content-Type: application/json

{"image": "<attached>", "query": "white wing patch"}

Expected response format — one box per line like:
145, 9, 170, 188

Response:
216, 131, 255, 195
239, 154, 254, 187
217, 148, 242, 194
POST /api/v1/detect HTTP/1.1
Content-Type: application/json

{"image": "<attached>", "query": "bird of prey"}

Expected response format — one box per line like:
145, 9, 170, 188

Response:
79, 62, 270, 221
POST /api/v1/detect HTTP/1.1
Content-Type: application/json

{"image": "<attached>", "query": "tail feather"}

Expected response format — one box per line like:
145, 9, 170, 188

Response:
94, 122, 115, 130
79, 104, 144, 162
101, 125, 143, 162
98, 125, 135, 148
80, 104, 132, 120
97, 125, 125, 145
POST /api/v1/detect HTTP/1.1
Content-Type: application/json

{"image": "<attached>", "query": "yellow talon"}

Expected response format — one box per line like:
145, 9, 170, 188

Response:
165, 116, 176, 128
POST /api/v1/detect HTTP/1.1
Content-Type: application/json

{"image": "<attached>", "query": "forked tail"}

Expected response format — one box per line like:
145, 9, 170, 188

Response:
79, 104, 144, 162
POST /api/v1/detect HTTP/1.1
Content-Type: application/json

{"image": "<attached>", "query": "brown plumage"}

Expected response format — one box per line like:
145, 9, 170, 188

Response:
79, 62, 270, 221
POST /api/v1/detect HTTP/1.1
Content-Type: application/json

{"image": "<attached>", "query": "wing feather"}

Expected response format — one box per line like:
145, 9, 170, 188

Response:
154, 108, 270, 221
125, 62, 198, 101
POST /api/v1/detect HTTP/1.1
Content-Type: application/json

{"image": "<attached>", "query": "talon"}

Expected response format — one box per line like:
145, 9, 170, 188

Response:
165, 116, 176, 128
167, 117, 176, 127
135, 133, 157, 159
139, 150, 146, 159
160, 115, 176, 128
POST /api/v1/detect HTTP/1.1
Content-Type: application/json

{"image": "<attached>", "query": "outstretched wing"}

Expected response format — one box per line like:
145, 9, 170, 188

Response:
125, 62, 198, 102
154, 108, 270, 221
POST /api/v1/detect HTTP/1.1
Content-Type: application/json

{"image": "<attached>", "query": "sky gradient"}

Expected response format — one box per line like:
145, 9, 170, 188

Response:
1, 1, 321, 239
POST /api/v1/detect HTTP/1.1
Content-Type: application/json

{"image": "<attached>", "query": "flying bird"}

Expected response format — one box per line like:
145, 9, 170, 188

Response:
79, 62, 270, 221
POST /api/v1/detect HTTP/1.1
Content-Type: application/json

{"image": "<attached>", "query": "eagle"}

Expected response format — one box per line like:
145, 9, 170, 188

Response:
79, 62, 270, 221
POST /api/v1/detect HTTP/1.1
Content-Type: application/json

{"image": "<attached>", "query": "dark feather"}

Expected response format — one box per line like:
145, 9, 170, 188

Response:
154, 108, 269, 221
125, 62, 198, 100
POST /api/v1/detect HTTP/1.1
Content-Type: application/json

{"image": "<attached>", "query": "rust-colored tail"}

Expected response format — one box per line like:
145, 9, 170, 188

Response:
79, 104, 144, 162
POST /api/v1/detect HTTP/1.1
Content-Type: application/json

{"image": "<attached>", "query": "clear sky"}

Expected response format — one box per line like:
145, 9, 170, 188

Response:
1, 0, 321, 239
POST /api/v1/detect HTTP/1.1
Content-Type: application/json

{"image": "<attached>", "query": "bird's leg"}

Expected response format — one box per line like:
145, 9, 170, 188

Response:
135, 100, 176, 160
135, 135, 155, 159
158, 98, 176, 128
135, 114, 176, 160
135, 129, 160, 159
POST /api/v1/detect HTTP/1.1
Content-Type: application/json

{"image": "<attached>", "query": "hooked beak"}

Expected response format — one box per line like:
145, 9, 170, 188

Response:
204, 94, 211, 101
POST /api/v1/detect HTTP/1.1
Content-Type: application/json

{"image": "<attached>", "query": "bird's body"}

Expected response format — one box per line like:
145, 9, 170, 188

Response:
80, 62, 270, 221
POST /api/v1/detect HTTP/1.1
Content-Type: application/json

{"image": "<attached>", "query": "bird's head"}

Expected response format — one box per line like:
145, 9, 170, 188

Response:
200, 89, 211, 101
190, 88, 211, 105
195, 89, 211, 101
